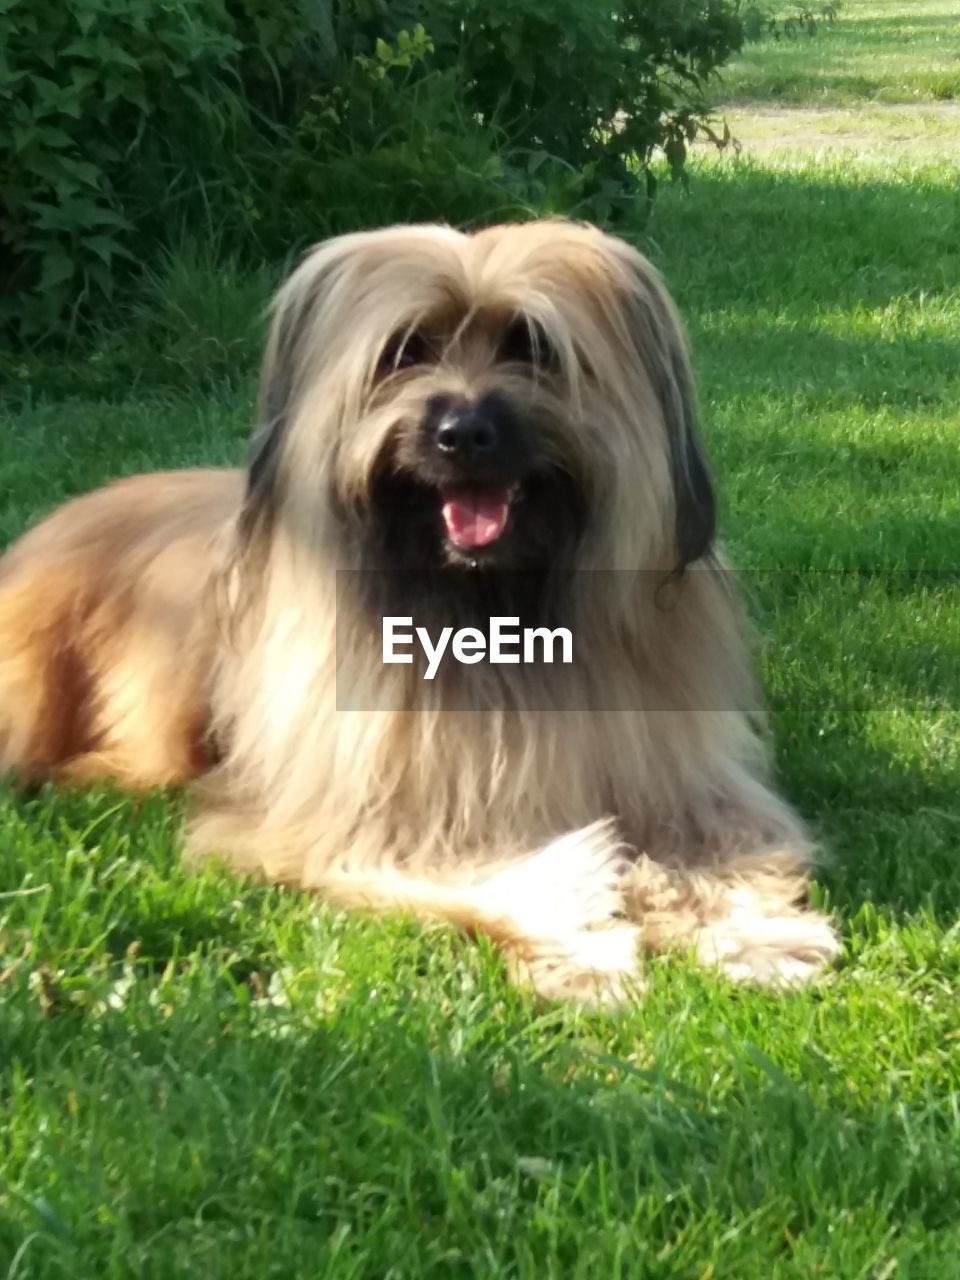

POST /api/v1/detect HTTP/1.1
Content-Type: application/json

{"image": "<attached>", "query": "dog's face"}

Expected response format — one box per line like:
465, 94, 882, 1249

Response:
364, 313, 587, 574
244, 221, 715, 588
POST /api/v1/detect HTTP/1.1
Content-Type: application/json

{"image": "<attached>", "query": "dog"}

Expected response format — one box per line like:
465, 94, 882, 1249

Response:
0, 220, 838, 1004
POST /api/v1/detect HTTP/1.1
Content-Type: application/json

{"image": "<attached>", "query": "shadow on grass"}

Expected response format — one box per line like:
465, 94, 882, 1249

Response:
781, 736, 960, 919
648, 162, 960, 320
697, 328, 960, 411
0, 781, 277, 974
3, 972, 960, 1274
839, 14, 960, 33
756, 574, 960, 917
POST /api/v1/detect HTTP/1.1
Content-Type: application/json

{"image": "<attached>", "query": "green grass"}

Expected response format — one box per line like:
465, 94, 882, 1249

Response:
3, 6, 960, 1274
715, 0, 960, 106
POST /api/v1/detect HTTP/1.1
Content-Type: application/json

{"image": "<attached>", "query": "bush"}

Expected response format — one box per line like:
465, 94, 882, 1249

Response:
740, 3, 841, 42
0, 0, 746, 340
343, 1, 744, 211
427, 1, 742, 181
0, 0, 248, 334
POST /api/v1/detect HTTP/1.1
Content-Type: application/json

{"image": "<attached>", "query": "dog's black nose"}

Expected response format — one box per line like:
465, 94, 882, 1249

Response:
424, 392, 530, 480
435, 403, 499, 459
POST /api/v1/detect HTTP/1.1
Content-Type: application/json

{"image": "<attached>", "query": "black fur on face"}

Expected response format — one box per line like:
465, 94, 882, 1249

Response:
370, 389, 586, 557
336, 311, 591, 628
358, 399, 589, 631
359, 467, 588, 634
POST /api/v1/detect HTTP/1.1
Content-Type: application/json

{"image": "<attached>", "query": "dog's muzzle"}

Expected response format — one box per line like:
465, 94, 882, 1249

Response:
422, 392, 530, 551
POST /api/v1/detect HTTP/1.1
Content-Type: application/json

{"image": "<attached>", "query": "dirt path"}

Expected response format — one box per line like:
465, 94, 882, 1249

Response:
700, 101, 960, 160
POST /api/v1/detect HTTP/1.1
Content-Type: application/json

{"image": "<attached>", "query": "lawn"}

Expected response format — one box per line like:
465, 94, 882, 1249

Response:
714, 0, 960, 105
2, 4, 960, 1277
708, 0, 960, 163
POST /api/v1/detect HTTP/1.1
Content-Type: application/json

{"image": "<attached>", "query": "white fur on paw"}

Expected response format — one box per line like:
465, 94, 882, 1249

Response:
522, 924, 643, 1009
476, 820, 627, 939
695, 910, 840, 988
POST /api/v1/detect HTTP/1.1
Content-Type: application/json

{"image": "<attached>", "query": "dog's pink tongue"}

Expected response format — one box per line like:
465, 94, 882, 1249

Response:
441, 485, 511, 548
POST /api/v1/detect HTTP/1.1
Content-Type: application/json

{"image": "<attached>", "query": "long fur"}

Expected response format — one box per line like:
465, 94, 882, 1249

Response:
0, 220, 838, 1004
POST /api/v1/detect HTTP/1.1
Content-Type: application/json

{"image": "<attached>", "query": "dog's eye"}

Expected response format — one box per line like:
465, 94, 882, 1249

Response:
378, 330, 431, 375
498, 317, 555, 369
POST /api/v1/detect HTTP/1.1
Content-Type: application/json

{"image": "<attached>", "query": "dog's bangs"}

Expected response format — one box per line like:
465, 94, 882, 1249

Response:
502, 303, 583, 402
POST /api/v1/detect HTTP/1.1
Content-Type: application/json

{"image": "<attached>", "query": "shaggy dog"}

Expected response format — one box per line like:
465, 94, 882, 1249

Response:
0, 220, 838, 1004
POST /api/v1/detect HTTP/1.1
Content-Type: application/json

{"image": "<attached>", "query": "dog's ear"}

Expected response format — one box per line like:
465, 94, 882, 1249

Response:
238, 363, 290, 548
618, 246, 716, 572
240, 414, 286, 545
239, 248, 334, 543
661, 340, 716, 573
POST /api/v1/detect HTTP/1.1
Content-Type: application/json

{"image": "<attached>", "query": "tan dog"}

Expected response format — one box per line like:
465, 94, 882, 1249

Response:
0, 221, 838, 1003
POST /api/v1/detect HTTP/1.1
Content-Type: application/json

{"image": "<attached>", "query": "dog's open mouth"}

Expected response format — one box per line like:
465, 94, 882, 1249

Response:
440, 483, 517, 549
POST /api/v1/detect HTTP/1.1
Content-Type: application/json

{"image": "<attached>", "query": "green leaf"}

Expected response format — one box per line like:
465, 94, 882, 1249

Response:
28, 198, 132, 233
56, 155, 102, 188
75, 7, 96, 35
38, 248, 75, 291
0, 66, 27, 94
83, 233, 135, 265
85, 258, 114, 298
36, 126, 74, 149
11, 123, 37, 151
31, 75, 61, 103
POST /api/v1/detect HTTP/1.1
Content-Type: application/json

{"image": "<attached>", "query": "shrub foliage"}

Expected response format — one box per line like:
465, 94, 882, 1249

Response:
0, 0, 745, 335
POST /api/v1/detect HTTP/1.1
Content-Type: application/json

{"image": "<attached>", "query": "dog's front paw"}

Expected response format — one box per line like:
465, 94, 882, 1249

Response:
694, 910, 840, 988
478, 819, 628, 939
516, 924, 644, 1009
472, 822, 641, 1006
